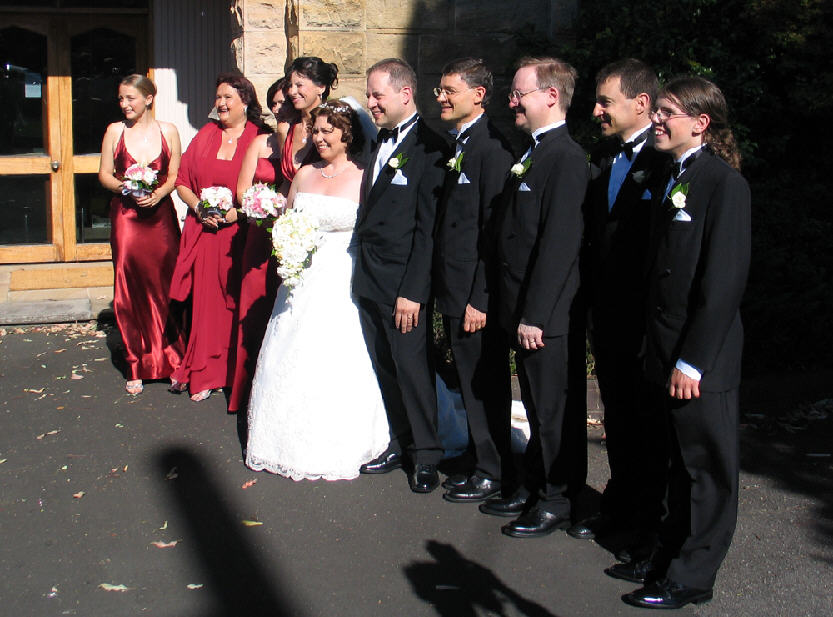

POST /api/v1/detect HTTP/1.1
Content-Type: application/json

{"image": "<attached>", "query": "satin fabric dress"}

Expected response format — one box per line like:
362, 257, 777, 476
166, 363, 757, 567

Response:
228, 157, 281, 413
169, 121, 259, 393
110, 126, 184, 380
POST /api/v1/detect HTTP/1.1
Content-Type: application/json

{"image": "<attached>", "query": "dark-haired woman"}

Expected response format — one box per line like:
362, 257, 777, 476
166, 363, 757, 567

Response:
608, 76, 751, 610
278, 56, 338, 186
98, 74, 184, 396
227, 76, 290, 414
168, 73, 267, 402
245, 100, 389, 481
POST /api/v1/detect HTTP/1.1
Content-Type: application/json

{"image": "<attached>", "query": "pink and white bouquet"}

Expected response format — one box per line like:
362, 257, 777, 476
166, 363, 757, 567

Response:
122, 163, 158, 197
240, 183, 286, 225
198, 186, 234, 218
271, 208, 321, 288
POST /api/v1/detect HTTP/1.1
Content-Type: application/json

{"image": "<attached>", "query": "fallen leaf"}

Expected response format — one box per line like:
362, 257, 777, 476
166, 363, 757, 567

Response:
159, 520, 168, 530
98, 583, 129, 592
93, 357, 108, 362
165, 467, 178, 480
0, 459, 7, 465
54, 349, 66, 353
36, 429, 61, 440
46, 585, 59, 599
150, 540, 178, 548
186, 584, 203, 590
241, 520, 263, 527
123, 464, 128, 472
71, 373, 84, 380
56, 406, 64, 410
73, 491, 85, 499
241, 479, 257, 490
114, 423, 124, 428
24, 388, 45, 394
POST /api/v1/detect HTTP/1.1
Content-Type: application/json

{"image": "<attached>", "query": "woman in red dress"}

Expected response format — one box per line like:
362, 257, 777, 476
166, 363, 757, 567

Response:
169, 73, 267, 402
227, 77, 292, 414
98, 74, 184, 396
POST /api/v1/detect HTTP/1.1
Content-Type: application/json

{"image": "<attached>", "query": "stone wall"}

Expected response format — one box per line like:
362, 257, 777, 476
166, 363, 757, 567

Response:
235, 0, 577, 126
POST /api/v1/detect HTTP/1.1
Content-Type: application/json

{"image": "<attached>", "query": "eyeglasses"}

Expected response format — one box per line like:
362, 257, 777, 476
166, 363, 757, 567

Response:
433, 86, 472, 98
650, 108, 690, 122
508, 87, 546, 103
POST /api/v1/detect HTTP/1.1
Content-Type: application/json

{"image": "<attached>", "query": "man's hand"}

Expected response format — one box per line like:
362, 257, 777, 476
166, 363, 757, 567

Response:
462, 304, 487, 333
668, 368, 701, 399
394, 297, 421, 333
517, 323, 545, 350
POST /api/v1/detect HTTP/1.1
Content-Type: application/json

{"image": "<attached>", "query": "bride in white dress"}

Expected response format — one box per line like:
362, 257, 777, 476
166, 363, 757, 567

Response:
246, 100, 389, 480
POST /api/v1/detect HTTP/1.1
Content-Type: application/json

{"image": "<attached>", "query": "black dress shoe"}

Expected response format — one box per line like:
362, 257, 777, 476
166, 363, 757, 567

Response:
443, 475, 501, 503
409, 464, 440, 493
442, 473, 468, 490
478, 488, 529, 517
605, 559, 661, 584
359, 451, 403, 474
501, 506, 571, 538
567, 513, 616, 540
622, 578, 713, 609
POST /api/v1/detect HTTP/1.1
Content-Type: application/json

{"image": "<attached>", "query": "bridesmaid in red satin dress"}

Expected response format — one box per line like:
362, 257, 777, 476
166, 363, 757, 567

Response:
169, 73, 268, 402
227, 77, 296, 414
98, 74, 184, 396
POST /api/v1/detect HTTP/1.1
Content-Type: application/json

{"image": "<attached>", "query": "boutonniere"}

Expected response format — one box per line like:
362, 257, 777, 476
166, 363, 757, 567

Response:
510, 158, 532, 178
447, 152, 464, 173
387, 153, 409, 170
669, 183, 689, 209
631, 170, 647, 184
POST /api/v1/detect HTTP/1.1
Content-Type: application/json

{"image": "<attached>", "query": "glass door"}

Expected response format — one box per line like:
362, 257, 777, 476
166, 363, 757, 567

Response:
0, 11, 146, 264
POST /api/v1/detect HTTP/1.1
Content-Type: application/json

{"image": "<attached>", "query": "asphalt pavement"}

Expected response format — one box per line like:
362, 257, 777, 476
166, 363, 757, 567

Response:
1, 323, 831, 617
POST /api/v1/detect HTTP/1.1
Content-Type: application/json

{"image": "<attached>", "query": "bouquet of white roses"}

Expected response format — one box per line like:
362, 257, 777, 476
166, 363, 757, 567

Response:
122, 163, 158, 197
271, 208, 321, 287
241, 183, 286, 225
198, 186, 234, 218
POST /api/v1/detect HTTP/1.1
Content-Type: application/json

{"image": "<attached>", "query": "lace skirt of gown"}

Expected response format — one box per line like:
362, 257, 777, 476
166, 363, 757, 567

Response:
245, 193, 390, 480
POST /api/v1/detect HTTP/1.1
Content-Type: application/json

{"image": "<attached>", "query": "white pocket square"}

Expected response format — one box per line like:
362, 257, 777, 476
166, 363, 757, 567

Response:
641, 189, 652, 200
518, 182, 531, 192
391, 169, 408, 185
673, 210, 692, 222
457, 172, 471, 185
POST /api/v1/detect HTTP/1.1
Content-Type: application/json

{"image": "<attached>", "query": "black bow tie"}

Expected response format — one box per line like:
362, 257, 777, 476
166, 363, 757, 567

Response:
377, 115, 418, 143
456, 127, 472, 144
673, 148, 703, 180
619, 130, 649, 161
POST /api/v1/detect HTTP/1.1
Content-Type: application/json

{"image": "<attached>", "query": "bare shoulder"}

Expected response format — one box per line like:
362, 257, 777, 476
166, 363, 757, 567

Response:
158, 121, 180, 137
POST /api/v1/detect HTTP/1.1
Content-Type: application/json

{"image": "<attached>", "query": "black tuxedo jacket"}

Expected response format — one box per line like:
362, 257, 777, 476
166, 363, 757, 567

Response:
644, 148, 751, 392
495, 124, 588, 337
433, 115, 515, 318
584, 134, 671, 335
353, 119, 449, 305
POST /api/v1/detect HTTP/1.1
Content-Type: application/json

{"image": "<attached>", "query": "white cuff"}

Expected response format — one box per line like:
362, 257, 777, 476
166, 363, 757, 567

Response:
675, 359, 702, 380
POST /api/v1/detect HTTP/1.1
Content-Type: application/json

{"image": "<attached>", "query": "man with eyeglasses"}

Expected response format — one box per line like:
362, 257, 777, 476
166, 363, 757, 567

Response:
481, 57, 588, 538
431, 58, 515, 505
568, 59, 671, 560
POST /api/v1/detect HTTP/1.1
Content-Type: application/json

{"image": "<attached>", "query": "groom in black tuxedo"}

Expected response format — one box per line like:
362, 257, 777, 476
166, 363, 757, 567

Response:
481, 57, 588, 536
354, 58, 449, 493
568, 59, 670, 552
432, 58, 514, 503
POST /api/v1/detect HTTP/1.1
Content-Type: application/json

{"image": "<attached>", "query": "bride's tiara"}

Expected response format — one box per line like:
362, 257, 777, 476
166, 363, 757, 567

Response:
319, 101, 351, 113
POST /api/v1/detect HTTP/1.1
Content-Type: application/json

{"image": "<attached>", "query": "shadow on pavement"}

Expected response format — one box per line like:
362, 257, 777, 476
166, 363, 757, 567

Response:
404, 540, 561, 617
155, 446, 304, 617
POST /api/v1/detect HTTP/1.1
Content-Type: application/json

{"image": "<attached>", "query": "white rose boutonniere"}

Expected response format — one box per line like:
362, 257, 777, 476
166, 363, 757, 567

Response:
510, 157, 532, 178
669, 183, 689, 209
447, 152, 464, 173
388, 153, 409, 169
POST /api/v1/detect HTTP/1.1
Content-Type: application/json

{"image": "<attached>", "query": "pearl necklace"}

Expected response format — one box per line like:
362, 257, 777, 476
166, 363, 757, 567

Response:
320, 165, 348, 179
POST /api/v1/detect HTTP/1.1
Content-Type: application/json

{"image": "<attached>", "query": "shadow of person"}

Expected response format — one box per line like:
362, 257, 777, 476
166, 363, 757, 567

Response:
404, 540, 561, 617
155, 446, 304, 617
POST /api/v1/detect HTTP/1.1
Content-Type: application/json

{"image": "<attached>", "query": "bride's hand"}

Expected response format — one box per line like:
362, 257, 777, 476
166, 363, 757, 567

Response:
394, 297, 420, 333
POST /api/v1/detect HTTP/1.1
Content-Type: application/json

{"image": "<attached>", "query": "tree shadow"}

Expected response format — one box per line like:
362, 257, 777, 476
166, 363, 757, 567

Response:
154, 446, 304, 617
404, 540, 562, 617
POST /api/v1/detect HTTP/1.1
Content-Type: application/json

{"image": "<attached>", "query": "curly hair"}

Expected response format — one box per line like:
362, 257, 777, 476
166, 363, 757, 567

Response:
216, 71, 268, 131
287, 57, 339, 100
308, 100, 364, 156
659, 76, 742, 170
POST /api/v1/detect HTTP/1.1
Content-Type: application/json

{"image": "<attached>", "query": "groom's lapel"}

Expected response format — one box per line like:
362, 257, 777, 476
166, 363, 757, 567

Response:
365, 122, 419, 209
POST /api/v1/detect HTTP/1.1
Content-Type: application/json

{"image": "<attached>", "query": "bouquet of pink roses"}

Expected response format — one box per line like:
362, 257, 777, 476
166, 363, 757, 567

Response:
198, 186, 234, 218
122, 163, 158, 198
240, 183, 287, 225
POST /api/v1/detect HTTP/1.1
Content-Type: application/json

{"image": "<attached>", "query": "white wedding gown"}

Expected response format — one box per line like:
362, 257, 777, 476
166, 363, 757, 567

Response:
245, 192, 390, 480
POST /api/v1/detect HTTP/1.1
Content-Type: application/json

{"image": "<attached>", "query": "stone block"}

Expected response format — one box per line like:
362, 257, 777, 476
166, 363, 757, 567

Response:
365, 33, 419, 70
419, 33, 520, 78
244, 31, 289, 76
455, 0, 550, 35
245, 0, 286, 30
300, 0, 363, 29
0, 299, 93, 325
332, 76, 370, 106
366, 0, 449, 31
300, 31, 365, 75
